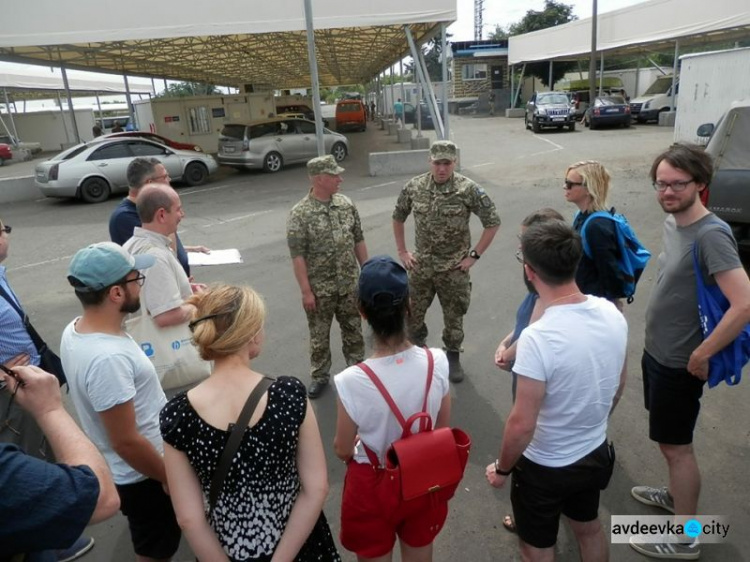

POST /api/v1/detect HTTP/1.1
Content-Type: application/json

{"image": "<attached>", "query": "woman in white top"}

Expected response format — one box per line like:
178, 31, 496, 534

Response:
334, 255, 451, 562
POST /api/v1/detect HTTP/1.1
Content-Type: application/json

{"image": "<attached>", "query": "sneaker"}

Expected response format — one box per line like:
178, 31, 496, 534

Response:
56, 536, 95, 562
629, 536, 700, 560
631, 485, 675, 514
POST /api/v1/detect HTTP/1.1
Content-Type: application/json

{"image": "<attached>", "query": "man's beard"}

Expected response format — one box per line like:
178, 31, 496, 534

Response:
659, 189, 698, 214
523, 269, 537, 294
120, 294, 141, 314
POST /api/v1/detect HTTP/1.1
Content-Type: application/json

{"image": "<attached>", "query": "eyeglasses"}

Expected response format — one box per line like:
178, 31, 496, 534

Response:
0, 224, 11, 235
564, 180, 585, 190
123, 273, 146, 287
149, 173, 170, 183
652, 179, 694, 192
515, 249, 524, 264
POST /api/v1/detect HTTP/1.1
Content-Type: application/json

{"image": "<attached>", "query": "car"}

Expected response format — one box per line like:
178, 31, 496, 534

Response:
584, 95, 632, 129
217, 118, 349, 173
335, 99, 366, 132
34, 138, 218, 204
99, 131, 204, 152
525, 92, 576, 132
0, 134, 42, 155
275, 104, 329, 127
0, 143, 11, 165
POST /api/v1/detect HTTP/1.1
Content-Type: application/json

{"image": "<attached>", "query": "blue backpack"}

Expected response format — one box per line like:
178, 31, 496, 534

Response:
578, 210, 651, 303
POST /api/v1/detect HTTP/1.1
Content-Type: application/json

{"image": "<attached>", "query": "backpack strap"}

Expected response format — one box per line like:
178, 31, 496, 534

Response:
578, 210, 615, 259
357, 347, 434, 466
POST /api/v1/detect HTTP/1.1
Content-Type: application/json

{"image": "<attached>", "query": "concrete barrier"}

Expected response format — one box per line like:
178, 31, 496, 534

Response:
411, 136, 430, 149
0, 175, 39, 204
397, 129, 412, 143
387, 122, 399, 136
659, 111, 676, 127
505, 108, 525, 118
369, 148, 461, 177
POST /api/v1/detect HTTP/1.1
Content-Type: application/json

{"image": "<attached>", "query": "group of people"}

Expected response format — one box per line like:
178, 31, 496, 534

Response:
2, 138, 749, 562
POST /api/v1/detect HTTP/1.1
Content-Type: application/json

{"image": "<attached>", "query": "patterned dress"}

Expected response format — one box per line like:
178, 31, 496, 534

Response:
160, 376, 340, 562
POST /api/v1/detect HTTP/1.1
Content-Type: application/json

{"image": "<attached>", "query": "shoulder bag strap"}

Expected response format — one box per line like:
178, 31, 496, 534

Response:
209, 376, 274, 512
0, 283, 50, 355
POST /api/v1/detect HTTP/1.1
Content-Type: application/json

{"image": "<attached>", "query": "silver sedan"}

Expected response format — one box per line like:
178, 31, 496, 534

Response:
34, 137, 218, 203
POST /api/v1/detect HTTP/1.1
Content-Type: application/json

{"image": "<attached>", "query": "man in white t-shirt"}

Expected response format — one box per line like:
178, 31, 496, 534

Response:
61, 242, 181, 561
485, 220, 627, 562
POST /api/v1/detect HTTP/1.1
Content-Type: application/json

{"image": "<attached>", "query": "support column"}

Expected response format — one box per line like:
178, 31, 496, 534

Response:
588, 0, 598, 114
123, 75, 135, 130
95, 91, 103, 133
441, 23, 450, 138
3, 88, 19, 141
548, 61, 554, 90
670, 40, 679, 111
599, 51, 604, 96
56, 91, 71, 145
60, 64, 80, 144
634, 57, 641, 97
303, 0, 326, 155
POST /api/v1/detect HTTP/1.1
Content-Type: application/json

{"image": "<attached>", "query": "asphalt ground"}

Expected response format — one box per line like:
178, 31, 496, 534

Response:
2, 115, 748, 561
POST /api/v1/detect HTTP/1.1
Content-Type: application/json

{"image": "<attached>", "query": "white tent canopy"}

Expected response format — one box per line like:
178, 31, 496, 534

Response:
508, 0, 750, 64
0, 0, 456, 88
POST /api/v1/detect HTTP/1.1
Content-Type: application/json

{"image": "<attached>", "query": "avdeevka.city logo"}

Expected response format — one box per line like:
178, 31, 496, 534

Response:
610, 515, 730, 543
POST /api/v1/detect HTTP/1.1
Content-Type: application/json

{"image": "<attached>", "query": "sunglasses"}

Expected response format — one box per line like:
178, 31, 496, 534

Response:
563, 180, 585, 190
0, 224, 11, 235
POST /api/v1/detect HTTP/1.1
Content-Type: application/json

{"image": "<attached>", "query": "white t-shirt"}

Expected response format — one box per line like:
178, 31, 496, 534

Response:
61, 318, 167, 484
334, 346, 450, 465
513, 296, 627, 467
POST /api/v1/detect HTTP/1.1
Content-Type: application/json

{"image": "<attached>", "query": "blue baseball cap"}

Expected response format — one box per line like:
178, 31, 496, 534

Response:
68, 242, 155, 292
359, 255, 409, 307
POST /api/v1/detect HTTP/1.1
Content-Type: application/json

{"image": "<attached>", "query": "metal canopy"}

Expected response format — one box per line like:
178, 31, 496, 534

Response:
0, 0, 455, 88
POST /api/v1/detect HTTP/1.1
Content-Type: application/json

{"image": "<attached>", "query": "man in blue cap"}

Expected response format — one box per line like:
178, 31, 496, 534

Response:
61, 242, 182, 562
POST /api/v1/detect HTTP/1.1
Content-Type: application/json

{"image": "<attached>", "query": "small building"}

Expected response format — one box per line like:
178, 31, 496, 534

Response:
450, 39, 509, 113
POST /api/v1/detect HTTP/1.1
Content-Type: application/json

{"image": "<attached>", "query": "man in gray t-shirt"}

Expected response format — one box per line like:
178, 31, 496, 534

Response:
629, 145, 750, 560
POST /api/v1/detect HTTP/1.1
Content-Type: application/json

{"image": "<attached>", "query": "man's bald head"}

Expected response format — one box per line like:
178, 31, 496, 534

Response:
137, 184, 178, 224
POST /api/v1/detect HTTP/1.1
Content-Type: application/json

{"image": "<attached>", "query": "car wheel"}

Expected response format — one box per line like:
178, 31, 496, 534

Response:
568, 122, 576, 132
532, 117, 541, 133
263, 151, 283, 173
590, 120, 598, 130
524, 114, 529, 130
183, 162, 208, 186
80, 177, 111, 204
331, 142, 348, 162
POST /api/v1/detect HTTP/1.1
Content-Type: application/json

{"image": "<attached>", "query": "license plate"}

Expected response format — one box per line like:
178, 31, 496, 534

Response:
552, 117, 565, 121
223, 146, 236, 153
36, 172, 45, 179
605, 108, 620, 113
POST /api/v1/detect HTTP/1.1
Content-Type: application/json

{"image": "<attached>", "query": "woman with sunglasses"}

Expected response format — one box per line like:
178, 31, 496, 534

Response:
333, 255, 451, 562
563, 161, 626, 309
160, 284, 339, 561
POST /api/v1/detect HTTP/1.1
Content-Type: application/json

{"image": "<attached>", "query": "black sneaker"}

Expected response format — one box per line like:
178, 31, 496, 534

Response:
308, 380, 329, 399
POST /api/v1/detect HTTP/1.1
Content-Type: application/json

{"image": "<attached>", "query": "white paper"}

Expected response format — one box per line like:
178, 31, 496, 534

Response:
188, 248, 243, 267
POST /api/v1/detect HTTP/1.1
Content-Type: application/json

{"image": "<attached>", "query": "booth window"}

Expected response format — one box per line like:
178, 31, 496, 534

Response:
188, 106, 211, 134
462, 63, 488, 81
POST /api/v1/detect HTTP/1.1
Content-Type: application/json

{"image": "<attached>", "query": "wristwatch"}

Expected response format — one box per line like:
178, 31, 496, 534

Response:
469, 250, 481, 260
494, 459, 513, 476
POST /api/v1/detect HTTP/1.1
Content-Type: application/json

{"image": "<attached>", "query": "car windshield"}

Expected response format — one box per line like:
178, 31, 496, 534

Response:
538, 93, 570, 105
596, 96, 627, 106
220, 125, 247, 140
338, 103, 361, 113
644, 78, 674, 96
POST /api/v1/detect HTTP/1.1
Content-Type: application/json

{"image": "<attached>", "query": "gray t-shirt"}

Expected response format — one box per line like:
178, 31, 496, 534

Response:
645, 213, 741, 368
61, 318, 167, 485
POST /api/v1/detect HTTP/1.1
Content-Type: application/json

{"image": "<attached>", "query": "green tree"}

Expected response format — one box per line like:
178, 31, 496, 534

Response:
156, 82, 221, 98
405, 33, 451, 82
511, 0, 577, 88
489, 25, 509, 41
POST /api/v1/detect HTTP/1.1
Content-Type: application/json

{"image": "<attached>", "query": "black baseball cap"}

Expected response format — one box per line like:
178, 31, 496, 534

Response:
359, 255, 409, 307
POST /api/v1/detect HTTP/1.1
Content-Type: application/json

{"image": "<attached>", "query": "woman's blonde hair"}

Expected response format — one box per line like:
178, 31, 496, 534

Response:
187, 284, 266, 361
566, 160, 611, 212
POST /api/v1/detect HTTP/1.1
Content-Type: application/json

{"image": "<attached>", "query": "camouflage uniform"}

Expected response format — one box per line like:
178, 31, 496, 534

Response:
287, 191, 365, 383
393, 171, 501, 351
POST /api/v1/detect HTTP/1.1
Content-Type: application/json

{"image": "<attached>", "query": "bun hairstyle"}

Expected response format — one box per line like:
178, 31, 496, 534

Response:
186, 284, 266, 361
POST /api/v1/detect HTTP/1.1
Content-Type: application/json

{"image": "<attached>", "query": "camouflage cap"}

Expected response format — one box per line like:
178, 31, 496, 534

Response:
430, 140, 458, 162
307, 154, 345, 176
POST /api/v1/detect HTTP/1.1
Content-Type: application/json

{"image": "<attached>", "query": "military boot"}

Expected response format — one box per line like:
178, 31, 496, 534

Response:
447, 351, 464, 383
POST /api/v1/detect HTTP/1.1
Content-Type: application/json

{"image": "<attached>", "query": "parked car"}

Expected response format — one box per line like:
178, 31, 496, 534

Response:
584, 95, 631, 129
525, 92, 576, 132
275, 104, 328, 127
100, 131, 204, 152
0, 134, 42, 155
217, 118, 348, 173
0, 143, 11, 165
34, 138, 218, 204
335, 99, 366, 132
698, 100, 750, 251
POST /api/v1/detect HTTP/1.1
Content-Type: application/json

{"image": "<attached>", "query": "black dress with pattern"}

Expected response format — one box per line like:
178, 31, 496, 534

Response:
160, 376, 340, 562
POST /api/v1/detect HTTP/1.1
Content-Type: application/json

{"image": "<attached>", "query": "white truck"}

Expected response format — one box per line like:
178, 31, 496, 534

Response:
674, 47, 750, 144
628, 74, 678, 123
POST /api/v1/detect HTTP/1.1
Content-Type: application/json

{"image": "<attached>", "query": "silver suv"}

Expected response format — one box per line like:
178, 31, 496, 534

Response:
217, 118, 348, 172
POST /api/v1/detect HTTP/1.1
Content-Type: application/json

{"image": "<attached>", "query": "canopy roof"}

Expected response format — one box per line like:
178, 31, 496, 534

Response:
508, 0, 750, 64
0, 63, 154, 100
0, 0, 455, 89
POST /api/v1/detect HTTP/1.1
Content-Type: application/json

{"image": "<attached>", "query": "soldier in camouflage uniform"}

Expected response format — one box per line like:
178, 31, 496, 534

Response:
393, 141, 501, 382
287, 155, 368, 398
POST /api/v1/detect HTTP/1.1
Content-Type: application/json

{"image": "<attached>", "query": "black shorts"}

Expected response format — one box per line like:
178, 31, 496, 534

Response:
116, 478, 181, 558
642, 350, 706, 445
510, 441, 610, 549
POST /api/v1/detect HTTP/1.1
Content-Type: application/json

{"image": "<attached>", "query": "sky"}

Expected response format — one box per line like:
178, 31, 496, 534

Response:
448, 0, 650, 42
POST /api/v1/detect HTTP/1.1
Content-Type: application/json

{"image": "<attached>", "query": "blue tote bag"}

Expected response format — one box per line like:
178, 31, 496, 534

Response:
692, 241, 750, 388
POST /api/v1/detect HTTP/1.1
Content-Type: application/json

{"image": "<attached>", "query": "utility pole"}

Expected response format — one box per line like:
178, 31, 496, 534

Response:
588, 0, 598, 108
